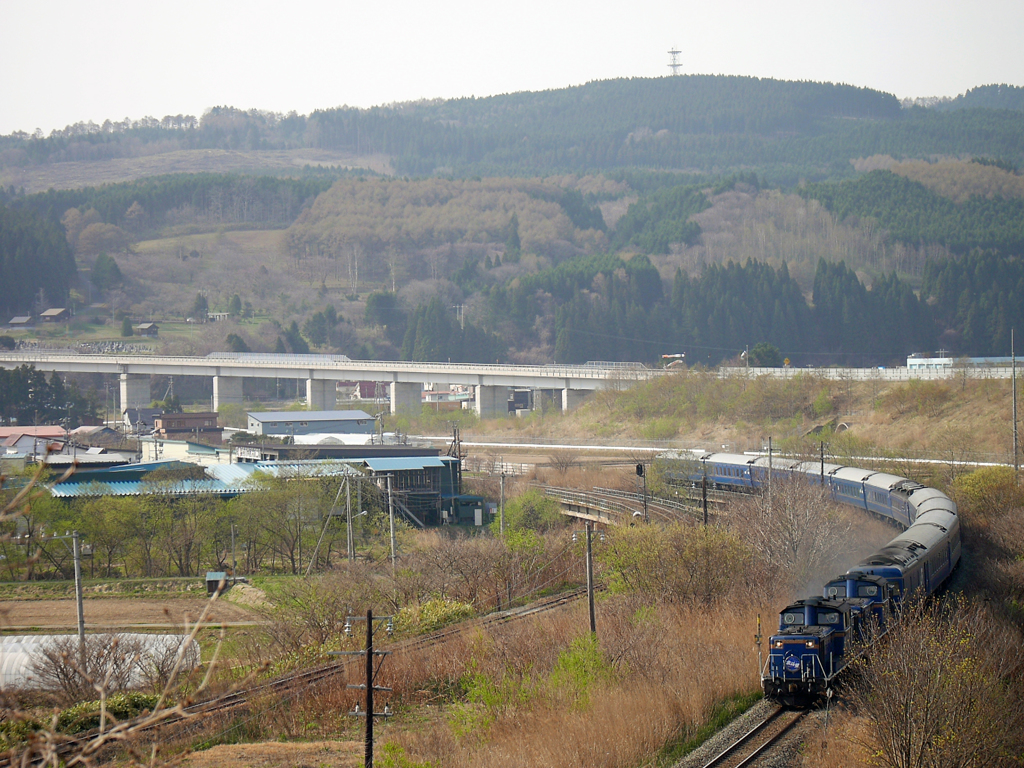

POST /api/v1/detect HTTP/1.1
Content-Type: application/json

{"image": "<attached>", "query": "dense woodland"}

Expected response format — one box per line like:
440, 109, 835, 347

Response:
803, 170, 1024, 253
3, 77, 1024, 181
0, 366, 95, 427
2, 76, 1024, 363
0, 206, 76, 314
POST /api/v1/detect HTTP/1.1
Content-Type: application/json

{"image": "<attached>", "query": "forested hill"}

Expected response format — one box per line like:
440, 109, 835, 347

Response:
802, 170, 1024, 254
3, 76, 1023, 184
930, 84, 1024, 112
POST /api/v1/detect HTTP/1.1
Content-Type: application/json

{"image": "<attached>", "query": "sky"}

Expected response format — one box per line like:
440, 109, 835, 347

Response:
2, 0, 1023, 135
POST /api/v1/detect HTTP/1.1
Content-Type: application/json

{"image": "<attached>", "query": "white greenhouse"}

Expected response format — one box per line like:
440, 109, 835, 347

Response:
0, 633, 200, 690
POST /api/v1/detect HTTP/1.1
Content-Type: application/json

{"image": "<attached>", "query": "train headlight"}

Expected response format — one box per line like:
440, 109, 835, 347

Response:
805, 640, 818, 648
772, 640, 784, 649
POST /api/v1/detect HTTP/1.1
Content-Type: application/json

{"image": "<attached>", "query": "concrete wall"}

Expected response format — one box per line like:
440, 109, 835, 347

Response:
306, 378, 333, 410
390, 382, 422, 414
213, 376, 244, 410
119, 374, 150, 411
475, 385, 508, 419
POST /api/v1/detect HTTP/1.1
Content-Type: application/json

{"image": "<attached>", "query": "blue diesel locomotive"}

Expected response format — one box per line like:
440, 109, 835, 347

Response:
672, 451, 961, 706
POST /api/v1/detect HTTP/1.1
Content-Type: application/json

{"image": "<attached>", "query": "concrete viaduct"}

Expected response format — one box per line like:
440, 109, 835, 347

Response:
0, 351, 1008, 417
0, 353, 653, 417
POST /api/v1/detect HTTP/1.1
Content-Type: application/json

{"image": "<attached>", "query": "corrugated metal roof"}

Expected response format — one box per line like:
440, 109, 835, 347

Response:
249, 410, 373, 422
364, 457, 446, 472
49, 479, 233, 497
252, 461, 363, 478
50, 459, 362, 498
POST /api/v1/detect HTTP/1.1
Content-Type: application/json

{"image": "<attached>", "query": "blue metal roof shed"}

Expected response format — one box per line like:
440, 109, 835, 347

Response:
363, 457, 446, 472
48, 460, 362, 499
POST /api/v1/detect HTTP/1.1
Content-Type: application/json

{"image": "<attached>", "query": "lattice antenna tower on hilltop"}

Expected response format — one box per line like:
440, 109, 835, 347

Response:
668, 48, 682, 76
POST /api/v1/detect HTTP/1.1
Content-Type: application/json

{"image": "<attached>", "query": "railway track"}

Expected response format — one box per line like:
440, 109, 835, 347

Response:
4, 588, 588, 766
542, 484, 725, 526
700, 707, 807, 768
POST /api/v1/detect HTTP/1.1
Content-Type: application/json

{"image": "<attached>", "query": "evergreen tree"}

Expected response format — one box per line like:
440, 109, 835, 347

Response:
284, 321, 310, 354
228, 294, 242, 316
121, 316, 133, 337
91, 253, 124, 291
504, 213, 521, 263
226, 333, 250, 353
302, 312, 329, 348
190, 293, 208, 319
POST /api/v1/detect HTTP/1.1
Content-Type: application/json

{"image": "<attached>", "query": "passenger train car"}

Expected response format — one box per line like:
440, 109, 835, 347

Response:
661, 450, 961, 706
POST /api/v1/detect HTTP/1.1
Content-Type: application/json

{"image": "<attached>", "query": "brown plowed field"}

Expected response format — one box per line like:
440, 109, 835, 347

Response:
0, 598, 257, 632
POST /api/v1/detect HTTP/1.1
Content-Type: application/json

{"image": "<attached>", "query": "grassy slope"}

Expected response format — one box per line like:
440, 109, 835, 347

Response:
433, 370, 1014, 477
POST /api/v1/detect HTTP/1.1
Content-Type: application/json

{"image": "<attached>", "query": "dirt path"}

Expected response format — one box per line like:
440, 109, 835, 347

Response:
178, 740, 362, 768
0, 598, 258, 631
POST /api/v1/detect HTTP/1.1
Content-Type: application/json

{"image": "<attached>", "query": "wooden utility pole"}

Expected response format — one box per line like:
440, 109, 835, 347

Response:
346, 478, 354, 563
72, 532, 85, 670
1014, 329, 1019, 477
333, 610, 393, 768
499, 472, 505, 534
701, 463, 708, 527
387, 475, 396, 574
364, 611, 374, 767
586, 522, 596, 636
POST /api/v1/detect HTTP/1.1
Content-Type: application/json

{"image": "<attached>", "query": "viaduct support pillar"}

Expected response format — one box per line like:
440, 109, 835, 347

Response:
562, 388, 590, 413
119, 374, 150, 412
306, 378, 333, 411
213, 376, 244, 411
475, 385, 508, 419
390, 382, 422, 415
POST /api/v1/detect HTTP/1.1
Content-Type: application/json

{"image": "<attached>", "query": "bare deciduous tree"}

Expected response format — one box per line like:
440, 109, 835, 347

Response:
735, 479, 854, 592
852, 598, 1024, 768
548, 450, 578, 477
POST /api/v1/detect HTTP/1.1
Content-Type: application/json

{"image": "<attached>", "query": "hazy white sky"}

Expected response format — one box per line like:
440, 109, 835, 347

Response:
2, 0, 1022, 135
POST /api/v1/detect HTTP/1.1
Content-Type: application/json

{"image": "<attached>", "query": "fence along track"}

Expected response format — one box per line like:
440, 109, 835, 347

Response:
700, 707, 807, 768
5, 588, 588, 766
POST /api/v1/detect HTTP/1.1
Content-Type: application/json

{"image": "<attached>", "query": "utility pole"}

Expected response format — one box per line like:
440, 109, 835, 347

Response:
820, 441, 825, 484
387, 475, 396, 574
585, 522, 596, 636
701, 461, 708, 527
767, 436, 773, 510
230, 524, 237, 575
1014, 329, 1018, 477
364, 612, 375, 767
499, 472, 505, 534
72, 531, 85, 670
334, 610, 394, 768
347, 477, 355, 563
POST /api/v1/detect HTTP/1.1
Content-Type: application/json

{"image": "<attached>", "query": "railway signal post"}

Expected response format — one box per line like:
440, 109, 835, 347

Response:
636, 463, 649, 523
